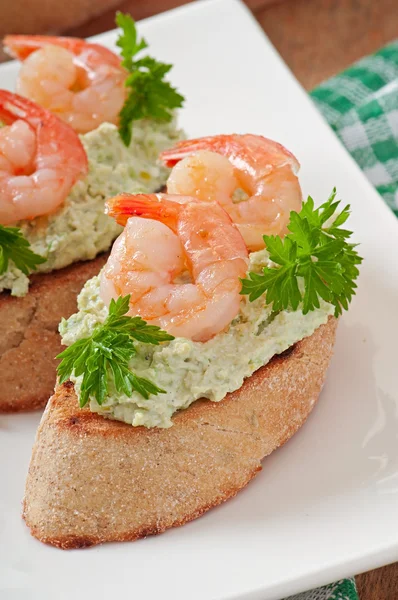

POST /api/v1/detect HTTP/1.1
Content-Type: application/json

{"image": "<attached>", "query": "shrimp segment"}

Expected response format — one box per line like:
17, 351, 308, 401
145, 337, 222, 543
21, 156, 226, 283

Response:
0, 90, 88, 224
4, 35, 127, 133
101, 193, 249, 342
161, 134, 302, 251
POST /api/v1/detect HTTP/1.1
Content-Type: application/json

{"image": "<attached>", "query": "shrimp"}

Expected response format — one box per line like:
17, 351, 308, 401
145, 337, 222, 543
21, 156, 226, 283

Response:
100, 193, 249, 342
161, 134, 303, 251
0, 90, 88, 224
4, 35, 127, 133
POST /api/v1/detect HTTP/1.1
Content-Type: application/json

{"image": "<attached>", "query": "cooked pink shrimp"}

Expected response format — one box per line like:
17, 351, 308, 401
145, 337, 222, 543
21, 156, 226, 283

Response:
100, 193, 249, 342
161, 134, 302, 251
4, 35, 127, 133
0, 90, 88, 224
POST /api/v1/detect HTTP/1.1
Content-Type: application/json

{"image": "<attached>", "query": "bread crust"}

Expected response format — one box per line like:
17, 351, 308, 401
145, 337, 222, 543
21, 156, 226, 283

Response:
0, 255, 107, 412
23, 318, 337, 549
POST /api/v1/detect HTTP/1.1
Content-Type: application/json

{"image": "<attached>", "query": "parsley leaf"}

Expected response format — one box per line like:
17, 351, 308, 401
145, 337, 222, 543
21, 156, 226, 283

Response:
0, 224, 46, 276
57, 295, 174, 408
240, 189, 363, 317
116, 12, 184, 146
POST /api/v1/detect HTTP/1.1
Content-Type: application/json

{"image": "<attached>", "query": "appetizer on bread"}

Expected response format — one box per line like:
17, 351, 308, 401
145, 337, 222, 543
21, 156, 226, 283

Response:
0, 15, 184, 412
23, 134, 362, 547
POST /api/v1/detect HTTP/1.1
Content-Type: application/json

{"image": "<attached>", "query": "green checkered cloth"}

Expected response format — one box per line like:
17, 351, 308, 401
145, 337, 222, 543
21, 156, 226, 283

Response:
286, 579, 358, 600
311, 40, 398, 218
280, 38, 398, 600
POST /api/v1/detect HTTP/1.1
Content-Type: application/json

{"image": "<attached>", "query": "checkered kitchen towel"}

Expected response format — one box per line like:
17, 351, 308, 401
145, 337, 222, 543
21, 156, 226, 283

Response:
280, 39, 398, 600
311, 39, 398, 218
285, 579, 358, 600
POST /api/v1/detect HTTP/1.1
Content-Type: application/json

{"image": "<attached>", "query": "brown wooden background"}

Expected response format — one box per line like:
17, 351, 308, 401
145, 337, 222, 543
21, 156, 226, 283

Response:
1, 0, 398, 597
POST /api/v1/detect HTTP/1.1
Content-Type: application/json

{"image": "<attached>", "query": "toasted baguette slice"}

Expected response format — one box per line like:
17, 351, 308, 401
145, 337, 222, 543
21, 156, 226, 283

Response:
0, 255, 107, 412
23, 318, 337, 549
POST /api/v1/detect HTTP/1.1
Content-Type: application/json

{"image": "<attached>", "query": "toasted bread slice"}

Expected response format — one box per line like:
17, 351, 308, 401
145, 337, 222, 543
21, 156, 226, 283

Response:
0, 255, 107, 412
23, 318, 337, 549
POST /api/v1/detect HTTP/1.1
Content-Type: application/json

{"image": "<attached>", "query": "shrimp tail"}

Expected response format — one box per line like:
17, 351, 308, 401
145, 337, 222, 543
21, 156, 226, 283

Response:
106, 193, 180, 229
0, 90, 31, 124
4, 35, 80, 60
161, 134, 300, 174
4, 34, 122, 68
160, 137, 219, 167
0, 90, 65, 130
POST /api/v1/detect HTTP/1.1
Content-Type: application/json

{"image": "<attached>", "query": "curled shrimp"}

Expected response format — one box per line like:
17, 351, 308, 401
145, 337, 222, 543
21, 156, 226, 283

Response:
0, 90, 88, 225
4, 35, 127, 134
100, 193, 249, 342
161, 134, 303, 251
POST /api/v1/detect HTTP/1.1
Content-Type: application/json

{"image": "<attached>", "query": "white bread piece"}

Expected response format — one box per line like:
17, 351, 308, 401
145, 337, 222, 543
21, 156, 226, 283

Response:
0, 255, 107, 412
23, 318, 337, 549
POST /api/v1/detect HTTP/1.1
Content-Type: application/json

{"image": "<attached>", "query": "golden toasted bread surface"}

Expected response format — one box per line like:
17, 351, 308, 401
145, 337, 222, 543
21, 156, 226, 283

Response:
0, 255, 107, 412
23, 318, 337, 549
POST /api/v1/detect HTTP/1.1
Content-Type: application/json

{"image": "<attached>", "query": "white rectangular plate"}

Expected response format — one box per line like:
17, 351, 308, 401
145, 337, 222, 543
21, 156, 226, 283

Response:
1, 1, 398, 598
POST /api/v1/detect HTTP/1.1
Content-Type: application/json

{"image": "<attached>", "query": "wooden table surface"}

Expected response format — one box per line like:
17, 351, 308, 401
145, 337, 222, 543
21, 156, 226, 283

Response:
2, 0, 398, 597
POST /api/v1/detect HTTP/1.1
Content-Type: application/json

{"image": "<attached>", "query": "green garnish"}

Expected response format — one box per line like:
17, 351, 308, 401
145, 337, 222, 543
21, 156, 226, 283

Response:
57, 295, 174, 408
116, 12, 185, 146
0, 224, 46, 276
240, 189, 362, 317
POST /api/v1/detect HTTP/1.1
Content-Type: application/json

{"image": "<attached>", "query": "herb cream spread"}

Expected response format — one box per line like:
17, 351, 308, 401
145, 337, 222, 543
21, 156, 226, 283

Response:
0, 120, 183, 296
60, 249, 334, 428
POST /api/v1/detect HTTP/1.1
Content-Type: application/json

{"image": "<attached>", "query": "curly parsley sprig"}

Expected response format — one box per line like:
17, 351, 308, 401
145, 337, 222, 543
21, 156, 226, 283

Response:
0, 224, 46, 276
116, 12, 184, 146
240, 189, 363, 317
57, 295, 174, 408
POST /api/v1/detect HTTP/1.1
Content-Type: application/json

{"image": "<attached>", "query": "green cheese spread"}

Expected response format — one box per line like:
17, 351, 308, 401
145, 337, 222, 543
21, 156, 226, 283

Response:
60, 249, 334, 428
0, 119, 183, 297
